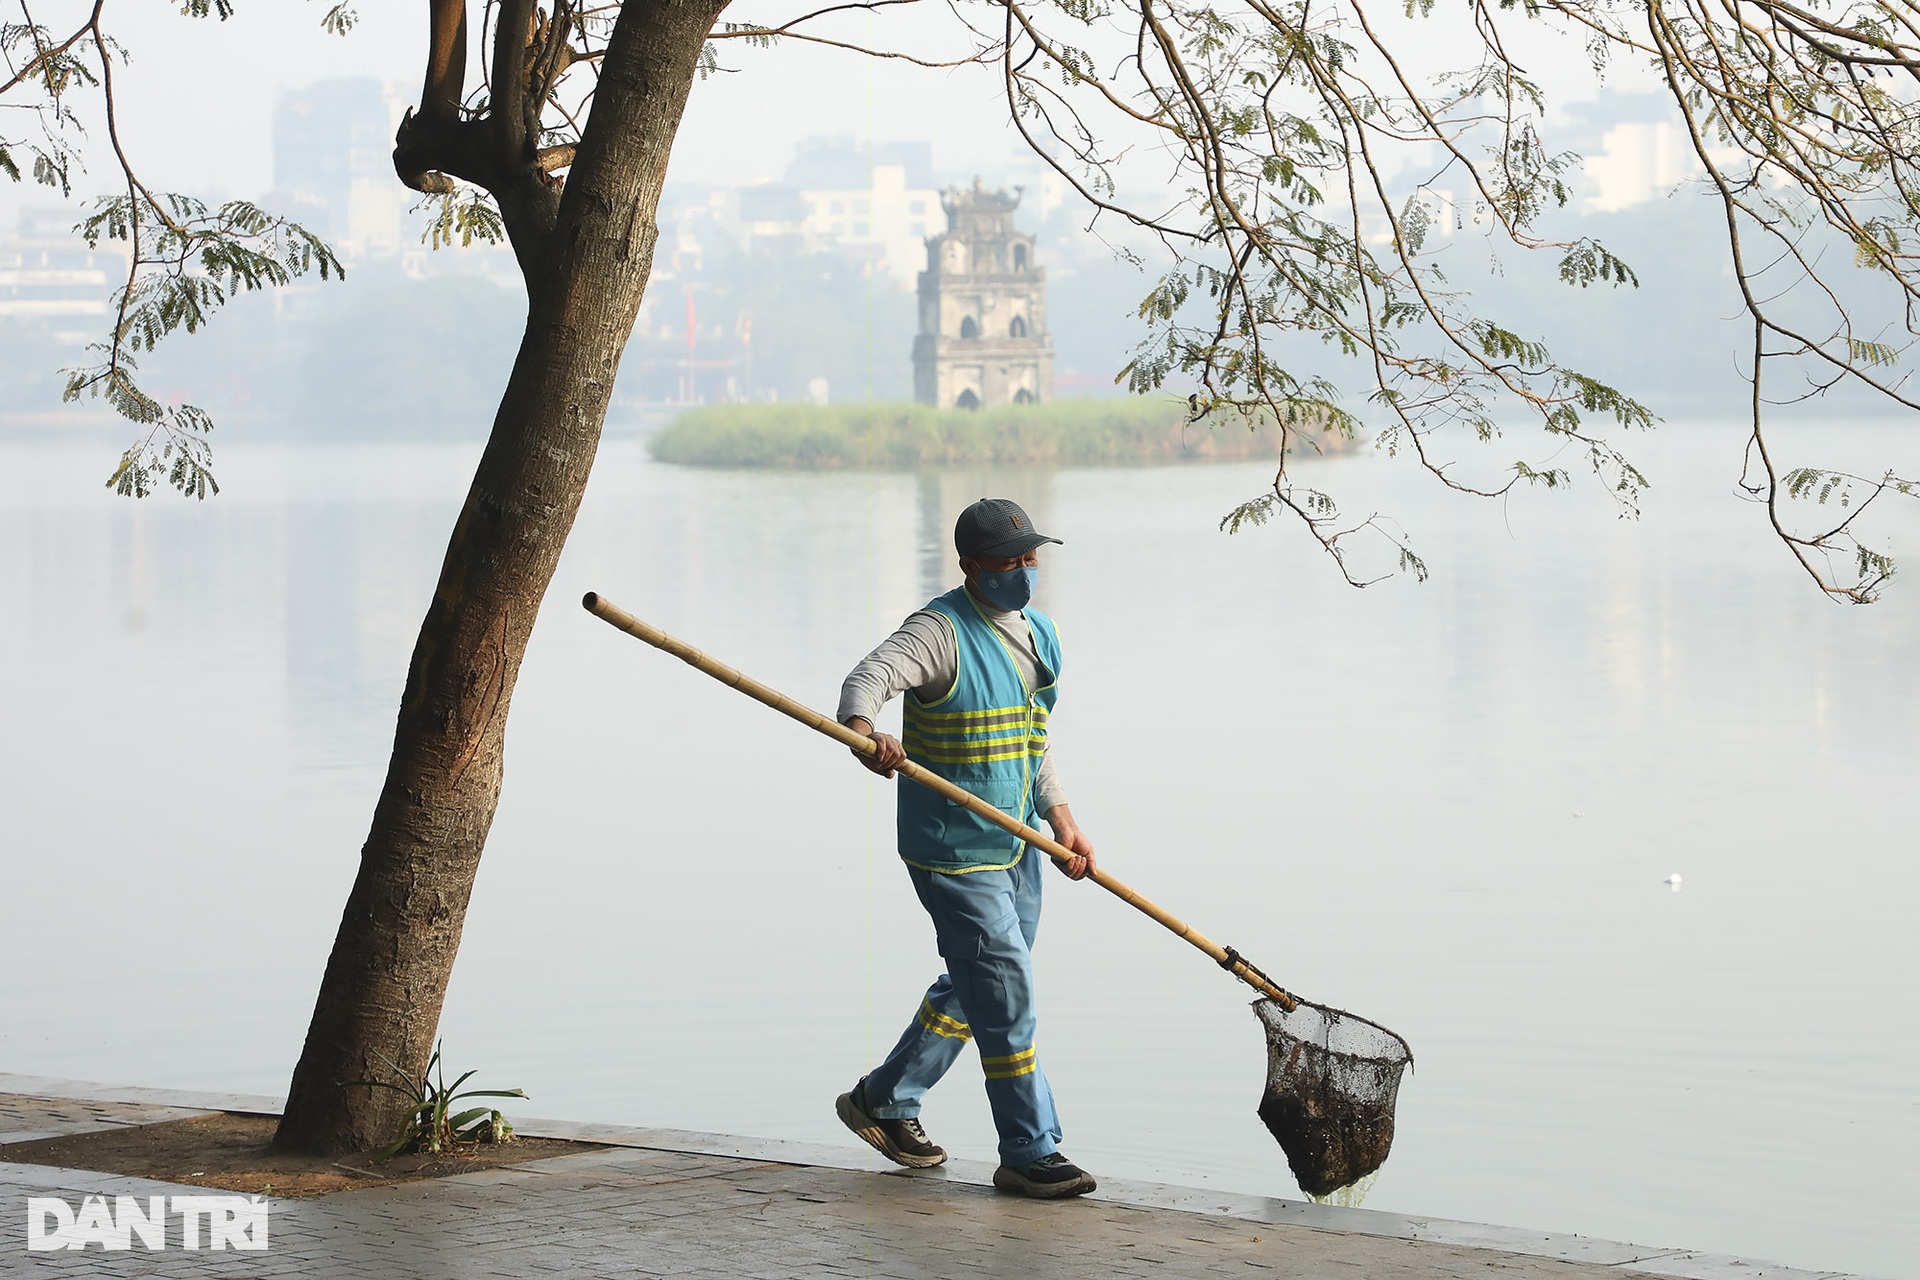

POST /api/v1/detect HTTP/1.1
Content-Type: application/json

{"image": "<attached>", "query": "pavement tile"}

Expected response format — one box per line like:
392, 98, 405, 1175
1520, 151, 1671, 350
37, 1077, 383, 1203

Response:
0, 1085, 1871, 1280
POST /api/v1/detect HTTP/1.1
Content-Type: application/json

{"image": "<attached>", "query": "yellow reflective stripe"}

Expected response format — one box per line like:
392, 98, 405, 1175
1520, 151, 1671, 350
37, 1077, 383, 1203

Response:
907, 704, 1038, 722
906, 710, 1044, 729
907, 703, 1044, 726
905, 741, 1039, 766
918, 998, 971, 1041
905, 724, 1047, 747
981, 1047, 1038, 1080
904, 723, 1034, 743
905, 851, 1028, 874
923, 1002, 970, 1037
906, 729, 1044, 752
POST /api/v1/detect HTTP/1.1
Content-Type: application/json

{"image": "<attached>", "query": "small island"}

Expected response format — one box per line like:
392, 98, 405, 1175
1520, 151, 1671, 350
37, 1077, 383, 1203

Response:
647, 399, 1351, 469
645, 181, 1352, 471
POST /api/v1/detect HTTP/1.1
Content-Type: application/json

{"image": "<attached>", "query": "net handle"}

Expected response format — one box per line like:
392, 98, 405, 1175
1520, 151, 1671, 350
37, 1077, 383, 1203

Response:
584, 592, 1299, 1011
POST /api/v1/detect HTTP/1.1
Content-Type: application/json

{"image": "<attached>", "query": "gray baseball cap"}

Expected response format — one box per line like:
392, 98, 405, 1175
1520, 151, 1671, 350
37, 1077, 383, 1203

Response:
953, 497, 1063, 558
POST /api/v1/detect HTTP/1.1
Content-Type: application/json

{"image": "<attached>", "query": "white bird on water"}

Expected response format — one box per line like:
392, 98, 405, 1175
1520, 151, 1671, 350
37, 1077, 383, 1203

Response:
1664, 874, 1683, 892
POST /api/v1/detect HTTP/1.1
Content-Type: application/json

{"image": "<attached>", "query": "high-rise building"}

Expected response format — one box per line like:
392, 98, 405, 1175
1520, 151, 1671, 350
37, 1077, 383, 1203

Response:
913, 179, 1053, 409
272, 78, 408, 259
1563, 91, 1706, 213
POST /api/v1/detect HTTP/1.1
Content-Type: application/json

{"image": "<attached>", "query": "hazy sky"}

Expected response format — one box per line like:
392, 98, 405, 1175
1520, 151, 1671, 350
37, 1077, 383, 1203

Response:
12, 0, 1057, 206
4, 0, 1664, 215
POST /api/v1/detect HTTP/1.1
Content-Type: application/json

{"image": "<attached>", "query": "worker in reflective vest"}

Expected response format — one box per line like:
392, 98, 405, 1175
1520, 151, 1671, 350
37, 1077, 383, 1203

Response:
834, 497, 1100, 1201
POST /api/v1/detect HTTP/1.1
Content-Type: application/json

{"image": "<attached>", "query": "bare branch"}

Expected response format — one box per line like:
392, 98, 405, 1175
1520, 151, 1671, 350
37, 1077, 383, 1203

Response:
422, 0, 468, 123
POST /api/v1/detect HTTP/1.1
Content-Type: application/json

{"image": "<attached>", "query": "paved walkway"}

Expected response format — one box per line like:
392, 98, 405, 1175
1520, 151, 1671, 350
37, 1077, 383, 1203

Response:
0, 1076, 1861, 1279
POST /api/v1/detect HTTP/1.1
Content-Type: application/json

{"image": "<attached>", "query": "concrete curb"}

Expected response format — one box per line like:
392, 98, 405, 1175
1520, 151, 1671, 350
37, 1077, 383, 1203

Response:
0, 1072, 1869, 1280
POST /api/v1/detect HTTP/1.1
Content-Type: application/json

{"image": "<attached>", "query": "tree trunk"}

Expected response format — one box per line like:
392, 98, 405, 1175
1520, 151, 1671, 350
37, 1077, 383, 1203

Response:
273, 0, 723, 1156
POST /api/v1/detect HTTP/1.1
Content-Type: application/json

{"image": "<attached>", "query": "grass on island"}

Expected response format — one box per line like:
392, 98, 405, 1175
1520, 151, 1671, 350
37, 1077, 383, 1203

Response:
648, 399, 1352, 469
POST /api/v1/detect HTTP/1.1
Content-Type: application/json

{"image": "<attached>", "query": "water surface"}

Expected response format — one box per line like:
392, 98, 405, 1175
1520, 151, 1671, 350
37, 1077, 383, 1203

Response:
2, 426, 1914, 1277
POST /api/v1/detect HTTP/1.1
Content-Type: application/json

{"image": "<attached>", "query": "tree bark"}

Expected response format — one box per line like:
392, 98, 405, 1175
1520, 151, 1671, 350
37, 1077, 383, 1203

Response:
273, 0, 724, 1156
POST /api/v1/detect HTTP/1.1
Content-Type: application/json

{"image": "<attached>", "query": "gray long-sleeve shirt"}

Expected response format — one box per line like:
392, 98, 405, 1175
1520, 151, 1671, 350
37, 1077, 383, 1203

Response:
838, 602, 1067, 814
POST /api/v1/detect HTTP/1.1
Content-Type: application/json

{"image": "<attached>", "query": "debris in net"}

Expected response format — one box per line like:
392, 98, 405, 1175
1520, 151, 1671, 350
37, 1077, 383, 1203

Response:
1257, 1090, 1396, 1198
1253, 998, 1411, 1198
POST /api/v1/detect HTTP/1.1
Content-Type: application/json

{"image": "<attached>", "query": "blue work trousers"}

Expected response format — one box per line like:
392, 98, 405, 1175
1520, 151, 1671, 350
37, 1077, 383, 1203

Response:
861, 847, 1062, 1167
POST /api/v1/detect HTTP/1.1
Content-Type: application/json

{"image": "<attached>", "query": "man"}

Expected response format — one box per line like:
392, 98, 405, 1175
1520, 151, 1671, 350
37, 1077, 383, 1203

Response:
834, 496, 1100, 1200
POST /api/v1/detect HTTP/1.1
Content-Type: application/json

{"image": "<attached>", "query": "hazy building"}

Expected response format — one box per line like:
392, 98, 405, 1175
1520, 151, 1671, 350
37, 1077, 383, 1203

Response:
730, 184, 809, 258
1564, 91, 1716, 213
797, 164, 941, 286
913, 179, 1053, 409
0, 208, 127, 338
271, 78, 409, 259
712, 138, 942, 286
1583, 121, 1695, 212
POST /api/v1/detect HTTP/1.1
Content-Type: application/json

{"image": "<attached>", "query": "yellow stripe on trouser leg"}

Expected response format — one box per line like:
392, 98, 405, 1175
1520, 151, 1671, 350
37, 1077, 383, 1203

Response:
981, 1047, 1038, 1079
861, 822, 1063, 1166
918, 997, 972, 1041
867, 588, 1065, 1168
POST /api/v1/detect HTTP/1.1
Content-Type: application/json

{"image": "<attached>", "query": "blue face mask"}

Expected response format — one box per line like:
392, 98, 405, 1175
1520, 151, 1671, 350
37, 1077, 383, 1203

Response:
974, 564, 1037, 611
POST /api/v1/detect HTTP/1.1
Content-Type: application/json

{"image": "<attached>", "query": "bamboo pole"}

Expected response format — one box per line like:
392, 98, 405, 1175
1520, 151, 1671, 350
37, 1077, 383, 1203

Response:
583, 592, 1298, 1010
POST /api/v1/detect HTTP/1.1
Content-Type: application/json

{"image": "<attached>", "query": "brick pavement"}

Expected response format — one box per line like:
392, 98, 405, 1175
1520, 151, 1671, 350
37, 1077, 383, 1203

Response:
0, 1083, 1864, 1280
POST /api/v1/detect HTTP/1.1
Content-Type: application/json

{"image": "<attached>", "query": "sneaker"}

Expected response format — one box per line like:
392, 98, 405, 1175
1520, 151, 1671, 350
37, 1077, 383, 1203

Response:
992, 1152, 1098, 1199
835, 1079, 947, 1168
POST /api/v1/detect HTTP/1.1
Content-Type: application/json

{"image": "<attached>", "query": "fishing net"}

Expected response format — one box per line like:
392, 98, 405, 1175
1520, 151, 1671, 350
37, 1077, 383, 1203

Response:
1253, 998, 1413, 1197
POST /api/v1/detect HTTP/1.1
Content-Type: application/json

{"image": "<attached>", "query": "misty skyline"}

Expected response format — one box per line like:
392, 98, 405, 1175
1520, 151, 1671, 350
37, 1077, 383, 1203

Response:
0, 2, 1675, 215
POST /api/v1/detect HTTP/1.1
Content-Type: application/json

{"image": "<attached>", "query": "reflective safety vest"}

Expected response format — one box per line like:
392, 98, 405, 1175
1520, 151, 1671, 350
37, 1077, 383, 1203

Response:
898, 586, 1061, 874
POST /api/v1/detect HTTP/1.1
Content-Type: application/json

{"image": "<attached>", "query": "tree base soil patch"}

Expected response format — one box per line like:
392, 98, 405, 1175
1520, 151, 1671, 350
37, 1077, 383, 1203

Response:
4, 1113, 605, 1198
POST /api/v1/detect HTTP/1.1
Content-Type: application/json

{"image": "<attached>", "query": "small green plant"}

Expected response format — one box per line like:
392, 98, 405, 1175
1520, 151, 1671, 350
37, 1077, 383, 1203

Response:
355, 1041, 527, 1164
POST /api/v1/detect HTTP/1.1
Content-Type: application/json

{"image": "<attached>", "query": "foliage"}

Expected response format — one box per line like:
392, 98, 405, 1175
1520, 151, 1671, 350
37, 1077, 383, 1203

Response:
0, 0, 349, 498
7, 0, 1920, 596
63, 195, 343, 496
354, 1041, 525, 1164
649, 398, 1344, 468
964, 0, 1920, 596
417, 190, 508, 251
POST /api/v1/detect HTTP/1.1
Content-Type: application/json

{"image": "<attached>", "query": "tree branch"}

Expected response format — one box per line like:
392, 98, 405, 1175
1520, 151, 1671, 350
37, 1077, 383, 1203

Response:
393, 106, 489, 193
421, 0, 467, 123
491, 0, 534, 166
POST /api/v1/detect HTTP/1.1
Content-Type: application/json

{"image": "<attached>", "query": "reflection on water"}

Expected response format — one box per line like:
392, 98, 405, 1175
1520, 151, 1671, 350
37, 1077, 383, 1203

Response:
914, 470, 1059, 599
1, 429, 1916, 1279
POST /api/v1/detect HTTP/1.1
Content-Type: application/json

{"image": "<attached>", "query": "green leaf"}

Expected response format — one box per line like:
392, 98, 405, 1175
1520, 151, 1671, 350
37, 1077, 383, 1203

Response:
316, 3, 357, 35
417, 189, 506, 250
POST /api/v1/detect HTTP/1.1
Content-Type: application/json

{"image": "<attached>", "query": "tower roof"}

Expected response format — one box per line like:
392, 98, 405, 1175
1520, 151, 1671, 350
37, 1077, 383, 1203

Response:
941, 175, 1022, 218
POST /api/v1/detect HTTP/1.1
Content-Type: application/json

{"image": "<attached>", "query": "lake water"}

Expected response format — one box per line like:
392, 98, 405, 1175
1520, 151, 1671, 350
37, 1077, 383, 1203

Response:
2, 424, 1916, 1278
